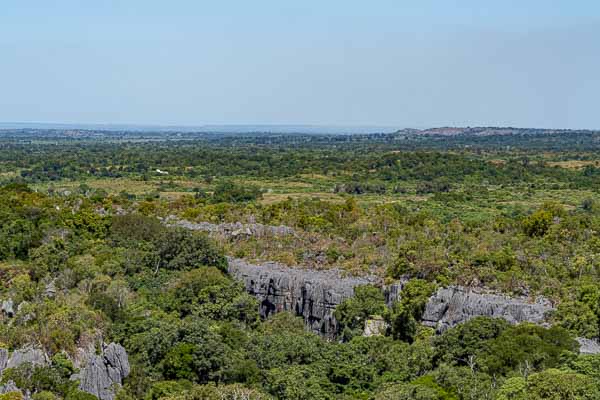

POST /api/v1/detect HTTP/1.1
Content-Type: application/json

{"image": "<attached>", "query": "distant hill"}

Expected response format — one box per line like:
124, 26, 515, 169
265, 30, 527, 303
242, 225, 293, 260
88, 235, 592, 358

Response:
394, 126, 598, 136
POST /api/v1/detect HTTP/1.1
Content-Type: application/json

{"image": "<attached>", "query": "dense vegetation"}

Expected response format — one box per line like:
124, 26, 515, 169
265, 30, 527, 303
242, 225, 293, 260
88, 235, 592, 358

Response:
0, 129, 599, 399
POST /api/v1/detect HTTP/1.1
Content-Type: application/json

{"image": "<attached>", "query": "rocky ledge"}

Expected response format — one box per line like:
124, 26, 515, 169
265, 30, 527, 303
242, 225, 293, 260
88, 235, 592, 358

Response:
577, 338, 600, 355
71, 342, 130, 400
228, 258, 559, 340
228, 257, 378, 337
165, 216, 295, 238
0, 346, 49, 398
0, 342, 129, 400
422, 286, 554, 333
229, 258, 554, 330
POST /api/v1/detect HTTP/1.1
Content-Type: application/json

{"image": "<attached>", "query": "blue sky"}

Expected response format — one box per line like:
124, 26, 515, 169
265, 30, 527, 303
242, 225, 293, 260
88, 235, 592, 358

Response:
1, 1, 599, 129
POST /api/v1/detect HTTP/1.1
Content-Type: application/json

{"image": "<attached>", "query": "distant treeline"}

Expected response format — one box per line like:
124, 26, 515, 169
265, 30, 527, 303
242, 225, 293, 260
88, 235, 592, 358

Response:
2, 140, 600, 193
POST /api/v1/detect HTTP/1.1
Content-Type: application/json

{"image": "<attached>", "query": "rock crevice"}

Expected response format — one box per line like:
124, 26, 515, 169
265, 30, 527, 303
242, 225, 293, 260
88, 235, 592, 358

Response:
71, 342, 130, 400
0, 343, 129, 400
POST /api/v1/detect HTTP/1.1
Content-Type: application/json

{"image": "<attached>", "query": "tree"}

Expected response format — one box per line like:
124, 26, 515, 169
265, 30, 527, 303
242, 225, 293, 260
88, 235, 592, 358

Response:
110, 213, 164, 244
482, 324, 578, 376
162, 343, 198, 381
522, 203, 565, 237
212, 181, 262, 203
526, 369, 600, 400
335, 285, 387, 341
434, 317, 509, 366
156, 228, 227, 273
388, 280, 435, 343
496, 377, 527, 400
375, 376, 457, 400
265, 365, 334, 400
567, 354, 600, 381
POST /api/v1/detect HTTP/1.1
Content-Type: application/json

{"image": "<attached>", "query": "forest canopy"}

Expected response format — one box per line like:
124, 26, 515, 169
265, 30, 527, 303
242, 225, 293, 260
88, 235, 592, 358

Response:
0, 129, 599, 399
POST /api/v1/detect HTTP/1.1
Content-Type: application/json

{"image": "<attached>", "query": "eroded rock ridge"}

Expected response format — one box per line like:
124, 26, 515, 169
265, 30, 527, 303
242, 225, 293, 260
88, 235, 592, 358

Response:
0, 343, 129, 400
165, 217, 295, 238
228, 258, 557, 339
228, 257, 378, 337
422, 286, 554, 333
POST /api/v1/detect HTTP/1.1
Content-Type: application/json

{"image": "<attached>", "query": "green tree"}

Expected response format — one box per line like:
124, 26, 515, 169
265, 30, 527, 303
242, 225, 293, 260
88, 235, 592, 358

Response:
388, 280, 435, 343
335, 285, 387, 341
156, 228, 227, 272
526, 369, 600, 400
434, 317, 509, 366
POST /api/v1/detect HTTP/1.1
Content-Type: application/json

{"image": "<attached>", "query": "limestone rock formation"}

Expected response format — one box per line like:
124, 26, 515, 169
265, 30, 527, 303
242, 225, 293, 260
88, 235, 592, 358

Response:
422, 286, 554, 333
44, 280, 57, 298
228, 257, 378, 337
384, 280, 407, 306
363, 316, 388, 337
5, 346, 48, 370
15, 302, 34, 324
0, 381, 21, 395
0, 348, 8, 371
0, 342, 129, 400
165, 216, 296, 238
577, 337, 600, 355
0, 345, 48, 399
72, 343, 130, 400
227, 258, 557, 338
1, 299, 14, 318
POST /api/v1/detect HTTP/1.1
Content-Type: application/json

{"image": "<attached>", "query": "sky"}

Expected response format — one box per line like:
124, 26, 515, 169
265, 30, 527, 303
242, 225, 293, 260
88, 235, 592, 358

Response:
1, 1, 599, 130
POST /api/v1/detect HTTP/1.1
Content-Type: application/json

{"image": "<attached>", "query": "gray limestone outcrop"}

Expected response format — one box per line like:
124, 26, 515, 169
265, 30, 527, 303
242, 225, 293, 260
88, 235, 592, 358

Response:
44, 280, 57, 298
0, 348, 8, 371
577, 337, 600, 355
168, 214, 565, 339
5, 346, 49, 370
0, 343, 129, 400
71, 342, 130, 400
0, 345, 48, 398
227, 258, 557, 338
165, 216, 296, 238
384, 280, 407, 306
422, 286, 554, 333
160, 216, 563, 338
227, 257, 378, 337
0, 381, 21, 395
363, 317, 388, 337
1, 299, 14, 318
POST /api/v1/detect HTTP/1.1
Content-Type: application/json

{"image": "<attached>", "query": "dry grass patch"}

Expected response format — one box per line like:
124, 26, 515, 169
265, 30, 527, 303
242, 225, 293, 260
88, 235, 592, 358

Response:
547, 160, 600, 169
260, 192, 346, 205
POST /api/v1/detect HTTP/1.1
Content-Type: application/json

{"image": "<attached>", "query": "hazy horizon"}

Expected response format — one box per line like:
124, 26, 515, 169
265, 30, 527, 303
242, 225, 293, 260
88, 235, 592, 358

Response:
0, 122, 404, 134
2, 1, 599, 129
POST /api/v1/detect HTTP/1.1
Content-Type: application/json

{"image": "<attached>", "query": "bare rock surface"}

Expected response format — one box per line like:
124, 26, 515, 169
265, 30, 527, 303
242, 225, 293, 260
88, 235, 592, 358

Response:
0, 345, 48, 399
0, 343, 129, 400
44, 280, 57, 298
1, 299, 14, 318
363, 317, 388, 337
422, 286, 554, 333
227, 258, 557, 337
0, 348, 8, 371
165, 216, 296, 238
169, 217, 561, 338
5, 346, 48, 370
384, 280, 407, 306
0, 381, 21, 395
72, 342, 130, 400
577, 337, 600, 355
228, 257, 378, 337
